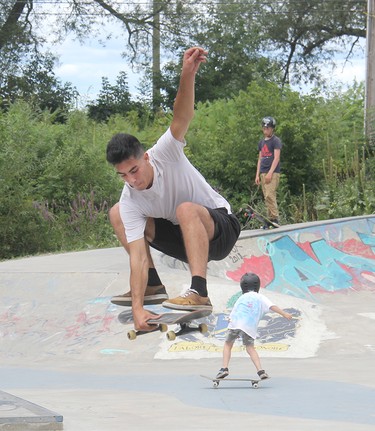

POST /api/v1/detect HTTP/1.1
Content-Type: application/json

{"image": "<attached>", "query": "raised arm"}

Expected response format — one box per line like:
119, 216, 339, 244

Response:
170, 47, 208, 142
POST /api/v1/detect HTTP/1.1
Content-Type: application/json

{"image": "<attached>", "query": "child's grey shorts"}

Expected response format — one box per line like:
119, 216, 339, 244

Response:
226, 328, 255, 346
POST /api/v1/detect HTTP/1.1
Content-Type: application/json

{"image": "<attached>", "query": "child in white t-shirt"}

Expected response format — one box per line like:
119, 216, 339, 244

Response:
216, 272, 293, 380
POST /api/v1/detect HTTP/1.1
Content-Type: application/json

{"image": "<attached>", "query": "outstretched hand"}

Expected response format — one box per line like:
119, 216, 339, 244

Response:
182, 46, 208, 75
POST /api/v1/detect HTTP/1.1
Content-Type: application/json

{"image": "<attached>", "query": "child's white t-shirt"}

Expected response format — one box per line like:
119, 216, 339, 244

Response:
228, 291, 274, 339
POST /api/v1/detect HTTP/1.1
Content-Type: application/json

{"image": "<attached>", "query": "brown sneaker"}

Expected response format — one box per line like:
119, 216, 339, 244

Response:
162, 289, 212, 311
111, 284, 168, 306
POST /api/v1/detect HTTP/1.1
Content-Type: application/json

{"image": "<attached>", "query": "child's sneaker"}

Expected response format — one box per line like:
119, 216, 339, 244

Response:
257, 370, 269, 380
216, 368, 229, 379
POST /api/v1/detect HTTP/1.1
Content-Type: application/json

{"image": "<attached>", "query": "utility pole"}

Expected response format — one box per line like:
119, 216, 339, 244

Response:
365, 0, 375, 143
152, 0, 161, 112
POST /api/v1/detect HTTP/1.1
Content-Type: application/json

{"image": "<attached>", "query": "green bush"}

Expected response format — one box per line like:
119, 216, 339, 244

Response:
0, 81, 373, 260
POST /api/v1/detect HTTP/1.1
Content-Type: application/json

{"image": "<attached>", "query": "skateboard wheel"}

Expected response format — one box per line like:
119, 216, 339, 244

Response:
252, 383, 259, 389
213, 381, 219, 388
159, 324, 168, 333
199, 323, 208, 334
166, 331, 176, 341
127, 330, 137, 340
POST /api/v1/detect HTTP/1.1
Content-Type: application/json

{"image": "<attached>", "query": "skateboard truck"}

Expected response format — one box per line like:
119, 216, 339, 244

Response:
165, 321, 208, 341
127, 324, 168, 340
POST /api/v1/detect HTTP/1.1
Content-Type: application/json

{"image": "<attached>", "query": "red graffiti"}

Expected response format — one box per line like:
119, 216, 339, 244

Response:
227, 254, 274, 288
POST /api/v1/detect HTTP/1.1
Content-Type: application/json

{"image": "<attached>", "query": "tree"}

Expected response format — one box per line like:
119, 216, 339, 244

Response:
157, 0, 367, 106
87, 71, 147, 122
0, 54, 78, 122
0, 1, 42, 81
1, 0, 368, 111
0, 0, 202, 110
160, 1, 284, 107
0, 2, 77, 119
0, 1, 35, 52
253, 0, 366, 86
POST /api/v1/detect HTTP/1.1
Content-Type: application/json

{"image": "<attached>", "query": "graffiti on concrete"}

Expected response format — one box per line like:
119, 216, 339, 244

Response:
227, 218, 375, 299
165, 307, 301, 354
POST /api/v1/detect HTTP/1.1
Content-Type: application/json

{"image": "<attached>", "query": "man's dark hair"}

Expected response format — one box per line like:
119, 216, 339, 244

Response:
106, 133, 145, 165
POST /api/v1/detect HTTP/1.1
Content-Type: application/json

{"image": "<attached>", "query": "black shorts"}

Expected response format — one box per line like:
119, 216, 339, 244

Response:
149, 207, 241, 263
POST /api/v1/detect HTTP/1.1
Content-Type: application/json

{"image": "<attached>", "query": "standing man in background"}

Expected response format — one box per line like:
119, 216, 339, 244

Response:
255, 116, 282, 227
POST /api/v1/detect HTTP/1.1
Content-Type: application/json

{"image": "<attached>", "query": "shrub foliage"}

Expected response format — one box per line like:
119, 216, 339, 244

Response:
0, 82, 372, 260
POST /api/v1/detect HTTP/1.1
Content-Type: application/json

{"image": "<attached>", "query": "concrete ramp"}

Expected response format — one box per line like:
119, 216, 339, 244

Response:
1, 215, 375, 366
0, 390, 62, 430
0, 215, 375, 430
158, 214, 375, 359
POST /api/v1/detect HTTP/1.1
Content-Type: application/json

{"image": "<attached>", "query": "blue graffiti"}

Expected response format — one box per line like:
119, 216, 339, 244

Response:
358, 232, 375, 250
266, 235, 375, 299
211, 313, 230, 341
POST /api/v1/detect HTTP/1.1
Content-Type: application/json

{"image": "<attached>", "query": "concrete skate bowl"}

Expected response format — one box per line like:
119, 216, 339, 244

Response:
158, 214, 375, 360
1, 215, 375, 431
0, 215, 375, 365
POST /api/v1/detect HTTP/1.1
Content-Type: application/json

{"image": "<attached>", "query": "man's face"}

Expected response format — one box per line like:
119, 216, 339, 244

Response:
262, 126, 274, 138
114, 153, 153, 190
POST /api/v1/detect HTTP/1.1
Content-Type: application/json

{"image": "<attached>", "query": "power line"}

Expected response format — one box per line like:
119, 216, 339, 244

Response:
5, 1, 367, 31
10, 0, 368, 9
10, 8, 368, 18
20, 0, 368, 3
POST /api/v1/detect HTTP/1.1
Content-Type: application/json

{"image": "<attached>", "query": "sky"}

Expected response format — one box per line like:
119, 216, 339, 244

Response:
53, 35, 141, 107
52, 34, 367, 108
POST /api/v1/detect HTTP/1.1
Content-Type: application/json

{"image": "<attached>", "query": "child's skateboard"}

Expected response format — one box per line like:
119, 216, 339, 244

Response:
118, 308, 212, 341
200, 374, 269, 389
245, 205, 280, 229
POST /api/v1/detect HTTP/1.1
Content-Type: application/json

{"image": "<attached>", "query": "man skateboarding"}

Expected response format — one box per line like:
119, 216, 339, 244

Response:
106, 47, 241, 331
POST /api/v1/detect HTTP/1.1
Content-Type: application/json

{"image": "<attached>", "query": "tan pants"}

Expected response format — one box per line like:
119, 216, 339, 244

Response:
260, 173, 280, 220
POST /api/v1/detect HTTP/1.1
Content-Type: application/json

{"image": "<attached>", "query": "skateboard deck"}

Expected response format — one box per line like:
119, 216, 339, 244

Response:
201, 374, 269, 389
245, 205, 280, 229
119, 309, 212, 341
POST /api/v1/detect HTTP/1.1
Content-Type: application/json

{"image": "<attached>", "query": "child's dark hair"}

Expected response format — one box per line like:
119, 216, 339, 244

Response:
240, 272, 260, 293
